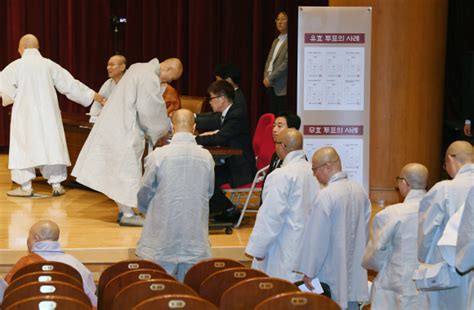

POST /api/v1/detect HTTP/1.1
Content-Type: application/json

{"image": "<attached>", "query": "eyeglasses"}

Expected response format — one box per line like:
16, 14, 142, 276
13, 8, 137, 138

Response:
275, 18, 287, 22
209, 95, 222, 101
312, 159, 338, 172
395, 176, 410, 186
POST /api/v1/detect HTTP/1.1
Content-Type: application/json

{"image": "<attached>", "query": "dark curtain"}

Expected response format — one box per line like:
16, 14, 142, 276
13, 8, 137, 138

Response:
0, 0, 327, 147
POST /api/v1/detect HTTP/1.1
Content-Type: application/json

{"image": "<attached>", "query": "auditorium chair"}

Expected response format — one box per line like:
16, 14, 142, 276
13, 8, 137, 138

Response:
10, 261, 83, 285
183, 258, 244, 293
4, 295, 92, 310
219, 276, 299, 310
102, 269, 175, 310
97, 259, 165, 309
132, 294, 217, 310
2, 281, 91, 309
199, 267, 268, 306
180, 95, 205, 114
254, 291, 342, 310
221, 113, 275, 227
5, 271, 83, 297
112, 279, 197, 310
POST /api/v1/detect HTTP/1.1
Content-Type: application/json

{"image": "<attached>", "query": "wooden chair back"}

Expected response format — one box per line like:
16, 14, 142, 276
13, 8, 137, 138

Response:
112, 279, 197, 310
10, 261, 82, 285
2, 281, 91, 310
133, 294, 217, 310
102, 269, 175, 310
180, 95, 205, 114
4, 295, 91, 310
5, 271, 82, 298
220, 277, 299, 310
98, 259, 165, 308
199, 267, 267, 306
183, 258, 244, 293
254, 291, 342, 310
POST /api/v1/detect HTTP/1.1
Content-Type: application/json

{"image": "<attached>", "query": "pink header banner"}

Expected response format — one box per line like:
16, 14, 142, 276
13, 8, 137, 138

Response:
305, 33, 365, 44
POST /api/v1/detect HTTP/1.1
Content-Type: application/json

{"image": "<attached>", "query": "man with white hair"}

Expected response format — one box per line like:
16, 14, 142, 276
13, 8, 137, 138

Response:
363, 163, 429, 309
418, 140, 474, 309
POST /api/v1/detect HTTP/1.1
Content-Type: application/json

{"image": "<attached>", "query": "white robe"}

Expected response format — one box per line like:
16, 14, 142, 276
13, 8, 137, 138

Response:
456, 187, 474, 310
88, 78, 117, 122
72, 59, 169, 207
246, 150, 320, 283
418, 163, 474, 310
296, 171, 371, 309
136, 132, 214, 265
363, 190, 427, 310
0, 48, 94, 169
31, 241, 97, 307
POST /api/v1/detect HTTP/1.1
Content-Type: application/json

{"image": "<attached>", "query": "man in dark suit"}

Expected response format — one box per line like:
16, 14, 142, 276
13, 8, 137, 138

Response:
263, 10, 288, 114
195, 80, 256, 223
214, 63, 247, 116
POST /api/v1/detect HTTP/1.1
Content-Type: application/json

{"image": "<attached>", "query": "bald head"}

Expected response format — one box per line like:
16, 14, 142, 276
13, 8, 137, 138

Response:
278, 128, 303, 152
172, 109, 195, 133
160, 58, 183, 83
18, 34, 39, 56
312, 147, 342, 171
446, 141, 474, 164
400, 163, 428, 189
27, 220, 60, 251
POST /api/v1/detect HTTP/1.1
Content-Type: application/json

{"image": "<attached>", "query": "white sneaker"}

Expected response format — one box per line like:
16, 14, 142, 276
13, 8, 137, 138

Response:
7, 187, 33, 197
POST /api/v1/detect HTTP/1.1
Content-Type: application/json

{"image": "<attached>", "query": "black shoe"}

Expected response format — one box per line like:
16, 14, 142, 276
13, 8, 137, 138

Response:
214, 209, 241, 224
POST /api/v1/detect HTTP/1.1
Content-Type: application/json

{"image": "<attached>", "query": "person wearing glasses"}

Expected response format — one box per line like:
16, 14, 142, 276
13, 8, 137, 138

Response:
363, 163, 429, 310
417, 140, 473, 310
246, 128, 319, 282
195, 80, 255, 224
297, 146, 371, 310
263, 10, 288, 114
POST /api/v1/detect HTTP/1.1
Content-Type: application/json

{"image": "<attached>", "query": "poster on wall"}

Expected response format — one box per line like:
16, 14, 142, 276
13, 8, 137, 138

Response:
297, 7, 372, 190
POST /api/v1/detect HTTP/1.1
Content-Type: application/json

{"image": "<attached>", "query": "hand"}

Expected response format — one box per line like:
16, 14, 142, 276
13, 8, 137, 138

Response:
464, 123, 472, 137
263, 78, 270, 88
199, 130, 219, 136
94, 93, 107, 106
303, 275, 315, 291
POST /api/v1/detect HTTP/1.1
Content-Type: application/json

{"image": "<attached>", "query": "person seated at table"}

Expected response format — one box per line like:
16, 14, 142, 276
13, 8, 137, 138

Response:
195, 80, 256, 224
4, 220, 97, 307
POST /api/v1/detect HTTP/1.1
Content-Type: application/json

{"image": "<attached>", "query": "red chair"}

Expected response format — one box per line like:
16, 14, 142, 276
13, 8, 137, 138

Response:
221, 113, 275, 227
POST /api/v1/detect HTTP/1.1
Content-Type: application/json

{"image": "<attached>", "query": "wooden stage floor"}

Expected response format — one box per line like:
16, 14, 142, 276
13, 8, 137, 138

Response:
0, 154, 254, 278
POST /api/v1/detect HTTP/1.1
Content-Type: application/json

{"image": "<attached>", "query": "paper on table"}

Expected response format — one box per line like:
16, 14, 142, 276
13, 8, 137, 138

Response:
298, 277, 324, 294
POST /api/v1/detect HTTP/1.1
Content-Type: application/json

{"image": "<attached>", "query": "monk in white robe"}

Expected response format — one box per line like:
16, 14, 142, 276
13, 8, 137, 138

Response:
4, 220, 97, 307
363, 163, 428, 309
297, 146, 371, 310
72, 58, 183, 226
245, 129, 319, 282
0, 34, 102, 197
418, 140, 473, 310
136, 109, 214, 281
89, 54, 127, 123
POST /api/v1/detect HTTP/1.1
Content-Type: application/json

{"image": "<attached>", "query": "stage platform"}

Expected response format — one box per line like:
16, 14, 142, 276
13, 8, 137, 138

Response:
0, 155, 254, 280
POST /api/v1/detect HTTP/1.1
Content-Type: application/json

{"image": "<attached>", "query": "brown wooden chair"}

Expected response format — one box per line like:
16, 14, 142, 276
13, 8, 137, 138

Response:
220, 277, 299, 310
2, 281, 91, 310
4, 295, 92, 310
10, 261, 83, 285
112, 279, 197, 310
132, 294, 217, 310
180, 95, 205, 114
183, 258, 244, 293
199, 267, 267, 306
5, 271, 83, 298
98, 259, 165, 309
254, 291, 342, 310
102, 269, 175, 310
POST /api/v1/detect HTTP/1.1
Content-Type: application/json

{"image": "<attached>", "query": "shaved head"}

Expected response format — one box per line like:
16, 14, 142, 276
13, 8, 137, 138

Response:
27, 220, 60, 251
160, 58, 183, 83
312, 147, 342, 171
400, 163, 428, 189
279, 128, 303, 151
172, 108, 195, 133
446, 140, 474, 164
18, 34, 39, 55
110, 54, 126, 66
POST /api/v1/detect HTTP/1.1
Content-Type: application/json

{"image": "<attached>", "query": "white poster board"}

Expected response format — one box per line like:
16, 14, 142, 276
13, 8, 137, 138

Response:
297, 7, 372, 190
